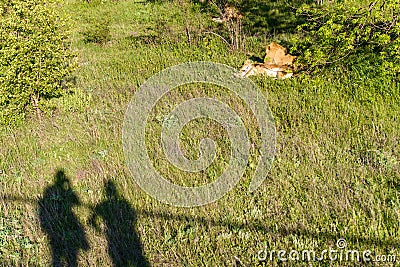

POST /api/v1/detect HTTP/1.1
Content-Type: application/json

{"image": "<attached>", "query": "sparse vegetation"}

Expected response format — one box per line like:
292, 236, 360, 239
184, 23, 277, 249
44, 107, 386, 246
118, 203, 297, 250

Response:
0, 0, 399, 266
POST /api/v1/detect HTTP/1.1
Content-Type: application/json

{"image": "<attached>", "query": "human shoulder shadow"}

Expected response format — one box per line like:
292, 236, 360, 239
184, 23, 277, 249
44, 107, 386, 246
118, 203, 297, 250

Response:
90, 180, 150, 267
38, 169, 89, 267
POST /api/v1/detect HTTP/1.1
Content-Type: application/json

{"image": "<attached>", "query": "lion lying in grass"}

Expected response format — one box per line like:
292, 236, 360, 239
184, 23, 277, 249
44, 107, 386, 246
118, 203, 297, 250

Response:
240, 42, 296, 79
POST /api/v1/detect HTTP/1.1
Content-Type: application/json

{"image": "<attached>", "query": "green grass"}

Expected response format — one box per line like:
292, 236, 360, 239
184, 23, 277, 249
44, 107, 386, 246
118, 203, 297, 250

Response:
0, 0, 399, 266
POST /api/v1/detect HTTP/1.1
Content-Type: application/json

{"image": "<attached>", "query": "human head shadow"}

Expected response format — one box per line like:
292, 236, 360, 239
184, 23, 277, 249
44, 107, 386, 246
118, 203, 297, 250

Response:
38, 169, 89, 267
90, 180, 150, 267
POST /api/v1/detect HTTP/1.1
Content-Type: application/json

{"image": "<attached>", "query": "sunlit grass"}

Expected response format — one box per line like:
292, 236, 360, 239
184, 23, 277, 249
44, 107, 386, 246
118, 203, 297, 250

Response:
0, 0, 399, 266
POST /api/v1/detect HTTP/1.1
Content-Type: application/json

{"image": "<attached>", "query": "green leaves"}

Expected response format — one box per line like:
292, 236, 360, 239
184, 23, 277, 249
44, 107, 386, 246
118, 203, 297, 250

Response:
291, 0, 400, 74
0, 0, 76, 125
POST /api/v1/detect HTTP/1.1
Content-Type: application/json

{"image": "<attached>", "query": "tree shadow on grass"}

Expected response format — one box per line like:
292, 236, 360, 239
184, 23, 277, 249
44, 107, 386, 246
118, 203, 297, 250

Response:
143, 208, 400, 248
89, 180, 150, 267
238, 0, 310, 36
145, 0, 312, 36
38, 170, 89, 267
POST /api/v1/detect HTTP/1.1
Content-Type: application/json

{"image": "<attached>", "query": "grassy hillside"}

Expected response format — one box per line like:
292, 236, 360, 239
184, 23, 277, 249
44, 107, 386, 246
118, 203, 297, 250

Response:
0, 0, 399, 266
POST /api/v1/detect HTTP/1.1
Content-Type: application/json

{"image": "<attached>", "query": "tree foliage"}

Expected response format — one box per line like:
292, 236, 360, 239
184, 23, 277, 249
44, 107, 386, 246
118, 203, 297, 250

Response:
0, 0, 76, 125
291, 0, 400, 73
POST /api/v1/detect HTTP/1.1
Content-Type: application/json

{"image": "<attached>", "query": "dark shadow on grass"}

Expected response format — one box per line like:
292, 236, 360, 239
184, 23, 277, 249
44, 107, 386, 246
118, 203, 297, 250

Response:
5, 171, 399, 261
144, 0, 312, 36
236, 0, 310, 36
38, 170, 89, 267
89, 180, 150, 267
138, 208, 400, 249
124, 34, 159, 45
5, 192, 400, 250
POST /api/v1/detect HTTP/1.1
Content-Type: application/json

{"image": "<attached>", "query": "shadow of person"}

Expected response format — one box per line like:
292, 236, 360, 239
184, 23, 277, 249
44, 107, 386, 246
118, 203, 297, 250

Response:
90, 180, 150, 267
38, 170, 89, 267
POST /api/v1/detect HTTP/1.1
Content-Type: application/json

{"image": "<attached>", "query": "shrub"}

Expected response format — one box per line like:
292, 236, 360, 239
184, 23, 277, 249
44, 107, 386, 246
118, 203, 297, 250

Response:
290, 0, 400, 74
81, 15, 111, 45
0, 0, 76, 125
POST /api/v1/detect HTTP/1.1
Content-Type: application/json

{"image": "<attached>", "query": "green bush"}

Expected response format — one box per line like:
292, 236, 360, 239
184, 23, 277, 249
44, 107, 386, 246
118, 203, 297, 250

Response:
0, 0, 76, 125
81, 15, 111, 45
291, 0, 400, 73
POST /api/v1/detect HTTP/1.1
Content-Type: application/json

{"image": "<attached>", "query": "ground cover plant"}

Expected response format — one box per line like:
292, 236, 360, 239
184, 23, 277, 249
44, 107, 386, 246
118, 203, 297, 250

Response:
0, 0, 399, 266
